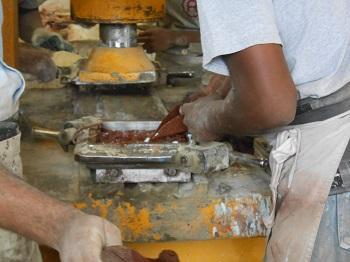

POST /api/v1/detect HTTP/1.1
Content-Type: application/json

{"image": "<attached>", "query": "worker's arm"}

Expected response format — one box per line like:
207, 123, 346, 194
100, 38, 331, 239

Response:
181, 44, 297, 140
187, 73, 231, 102
18, 8, 42, 43
138, 28, 200, 53
0, 164, 122, 262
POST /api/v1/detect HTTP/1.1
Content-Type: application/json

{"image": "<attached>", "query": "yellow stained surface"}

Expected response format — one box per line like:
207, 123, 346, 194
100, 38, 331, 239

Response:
128, 238, 266, 262
79, 47, 155, 84
40, 239, 265, 262
71, 0, 165, 23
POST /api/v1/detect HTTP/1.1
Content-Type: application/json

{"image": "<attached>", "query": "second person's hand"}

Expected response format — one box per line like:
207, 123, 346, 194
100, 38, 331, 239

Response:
138, 28, 177, 53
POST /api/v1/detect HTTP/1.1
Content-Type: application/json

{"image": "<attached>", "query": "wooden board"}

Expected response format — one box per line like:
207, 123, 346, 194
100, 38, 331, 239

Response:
2, 0, 18, 67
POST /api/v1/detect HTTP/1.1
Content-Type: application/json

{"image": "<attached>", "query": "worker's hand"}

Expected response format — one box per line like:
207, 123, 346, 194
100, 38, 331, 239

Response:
18, 44, 57, 82
188, 74, 231, 102
138, 28, 178, 53
58, 212, 122, 262
181, 95, 224, 142
32, 28, 73, 52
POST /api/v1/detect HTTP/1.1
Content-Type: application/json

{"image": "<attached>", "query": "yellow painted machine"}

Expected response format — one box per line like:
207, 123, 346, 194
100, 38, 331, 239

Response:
71, 0, 165, 85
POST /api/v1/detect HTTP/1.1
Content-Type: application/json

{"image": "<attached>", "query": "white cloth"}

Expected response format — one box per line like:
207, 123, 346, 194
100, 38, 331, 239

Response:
0, 1, 25, 121
264, 110, 350, 261
197, 0, 350, 99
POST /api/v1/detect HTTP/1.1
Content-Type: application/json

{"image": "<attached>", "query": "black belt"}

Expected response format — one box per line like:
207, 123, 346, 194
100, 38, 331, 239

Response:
293, 96, 350, 125
292, 83, 350, 195
0, 122, 18, 142
0, 114, 19, 142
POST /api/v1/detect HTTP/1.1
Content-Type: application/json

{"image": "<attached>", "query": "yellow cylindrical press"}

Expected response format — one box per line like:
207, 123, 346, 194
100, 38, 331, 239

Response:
71, 0, 165, 23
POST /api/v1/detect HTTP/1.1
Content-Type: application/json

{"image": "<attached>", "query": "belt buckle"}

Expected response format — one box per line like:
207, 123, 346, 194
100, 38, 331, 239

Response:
0, 122, 18, 142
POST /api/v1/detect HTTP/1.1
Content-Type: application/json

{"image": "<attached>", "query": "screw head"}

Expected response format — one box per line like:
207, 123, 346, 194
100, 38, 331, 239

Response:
180, 156, 188, 165
165, 168, 177, 177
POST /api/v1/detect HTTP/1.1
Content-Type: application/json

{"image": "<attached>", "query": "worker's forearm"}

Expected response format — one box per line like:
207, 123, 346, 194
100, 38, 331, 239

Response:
19, 9, 42, 43
0, 165, 80, 250
207, 87, 295, 137
171, 30, 200, 47
208, 93, 270, 137
207, 45, 297, 136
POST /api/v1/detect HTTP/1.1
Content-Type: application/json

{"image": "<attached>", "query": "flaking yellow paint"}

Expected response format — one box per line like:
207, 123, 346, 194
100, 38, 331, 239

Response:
116, 202, 153, 240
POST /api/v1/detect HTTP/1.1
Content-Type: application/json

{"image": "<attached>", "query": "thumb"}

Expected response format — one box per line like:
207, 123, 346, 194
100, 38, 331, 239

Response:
180, 102, 194, 115
103, 220, 123, 246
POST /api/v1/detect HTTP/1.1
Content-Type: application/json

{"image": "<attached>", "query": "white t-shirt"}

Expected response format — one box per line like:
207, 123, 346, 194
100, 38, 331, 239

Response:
197, 0, 350, 99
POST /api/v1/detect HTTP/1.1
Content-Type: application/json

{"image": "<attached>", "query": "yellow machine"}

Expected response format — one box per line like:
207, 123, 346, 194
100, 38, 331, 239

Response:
71, 0, 165, 85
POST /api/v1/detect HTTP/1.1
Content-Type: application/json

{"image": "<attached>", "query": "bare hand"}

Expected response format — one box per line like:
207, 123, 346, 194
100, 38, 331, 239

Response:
181, 95, 224, 142
58, 213, 122, 262
138, 28, 176, 53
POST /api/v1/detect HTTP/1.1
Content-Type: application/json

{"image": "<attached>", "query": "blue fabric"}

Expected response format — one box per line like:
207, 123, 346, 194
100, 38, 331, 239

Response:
311, 193, 350, 261
0, 1, 25, 121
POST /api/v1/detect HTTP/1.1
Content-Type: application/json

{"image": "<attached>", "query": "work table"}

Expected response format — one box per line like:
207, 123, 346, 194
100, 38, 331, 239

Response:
20, 79, 271, 242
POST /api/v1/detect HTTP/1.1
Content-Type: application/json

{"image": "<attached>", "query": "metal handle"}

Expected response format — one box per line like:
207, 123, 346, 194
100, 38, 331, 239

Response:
229, 151, 269, 168
31, 127, 77, 152
31, 127, 60, 140
167, 71, 195, 79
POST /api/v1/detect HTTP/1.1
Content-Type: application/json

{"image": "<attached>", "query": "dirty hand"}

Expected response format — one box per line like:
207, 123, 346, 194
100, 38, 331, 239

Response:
188, 74, 231, 102
58, 212, 122, 262
32, 28, 73, 52
19, 44, 57, 82
138, 28, 178, 53
180, 95, 224, 142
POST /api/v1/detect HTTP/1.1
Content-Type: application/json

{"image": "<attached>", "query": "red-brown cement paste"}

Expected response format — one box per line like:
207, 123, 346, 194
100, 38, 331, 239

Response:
98, 129, 187, 144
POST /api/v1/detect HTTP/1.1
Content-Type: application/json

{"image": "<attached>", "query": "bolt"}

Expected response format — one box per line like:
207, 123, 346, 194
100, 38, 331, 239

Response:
187, 133, 195, 145
165, 168, 177, 177
180, 156, 188, 165
103, 169, 121, 182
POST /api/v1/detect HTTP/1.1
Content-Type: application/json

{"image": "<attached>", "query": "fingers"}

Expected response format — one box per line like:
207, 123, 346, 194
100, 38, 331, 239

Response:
138, 30, 153, 37
103, 220, 123, 246
142, 44, 155, 53
138, 28, 163, 37
179, 102, 193, 115
61, 251, 103, 262
137, 36, 151, 43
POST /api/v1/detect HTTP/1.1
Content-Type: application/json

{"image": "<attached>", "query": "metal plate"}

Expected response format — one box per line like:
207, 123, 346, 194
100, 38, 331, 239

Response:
74, 71, 157, 86
75, 143, 179, 164
74, 120, 185, 165
95, 168, 191, 183
102, 121, 160, 131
